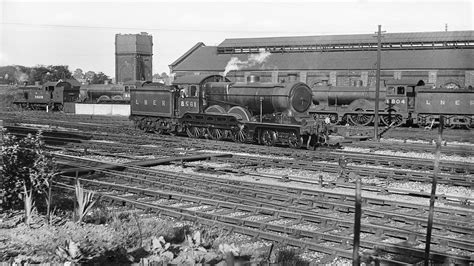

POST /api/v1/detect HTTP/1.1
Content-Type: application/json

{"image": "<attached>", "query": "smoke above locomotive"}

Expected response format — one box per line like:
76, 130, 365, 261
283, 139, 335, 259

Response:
223, 51, 271, 77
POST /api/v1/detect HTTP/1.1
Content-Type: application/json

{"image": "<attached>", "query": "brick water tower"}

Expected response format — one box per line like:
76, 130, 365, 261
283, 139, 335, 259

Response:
115, 32, 153, 83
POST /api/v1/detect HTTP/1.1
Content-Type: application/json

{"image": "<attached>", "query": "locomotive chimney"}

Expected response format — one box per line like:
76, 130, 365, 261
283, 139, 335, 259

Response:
247, 74, 260, 83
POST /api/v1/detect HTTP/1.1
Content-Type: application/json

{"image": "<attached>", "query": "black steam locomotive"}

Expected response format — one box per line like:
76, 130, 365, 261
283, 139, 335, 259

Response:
310, 80, 473, 128
130, 74, 333, 148
13, 80, 81, 111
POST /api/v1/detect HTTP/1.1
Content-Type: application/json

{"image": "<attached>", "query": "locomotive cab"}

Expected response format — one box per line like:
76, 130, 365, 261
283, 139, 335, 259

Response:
176, 84, 201, 116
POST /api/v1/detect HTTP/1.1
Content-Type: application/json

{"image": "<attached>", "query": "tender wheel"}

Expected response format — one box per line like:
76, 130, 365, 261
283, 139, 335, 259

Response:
288, 132, 302, 149
232, 125, 249, 143
349, 108, 373, 126
380, 113, 404, 127
186, 126, 203, 138
208, 128, 224, 140
261, 129, 277, 146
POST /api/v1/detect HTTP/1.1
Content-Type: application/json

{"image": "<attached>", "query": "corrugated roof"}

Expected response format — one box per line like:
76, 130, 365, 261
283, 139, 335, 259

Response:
218, 31, 474, 47
172, 46, 474, 72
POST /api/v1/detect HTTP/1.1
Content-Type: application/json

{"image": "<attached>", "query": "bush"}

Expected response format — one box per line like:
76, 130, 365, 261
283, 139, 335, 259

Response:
1, 132, 56, 210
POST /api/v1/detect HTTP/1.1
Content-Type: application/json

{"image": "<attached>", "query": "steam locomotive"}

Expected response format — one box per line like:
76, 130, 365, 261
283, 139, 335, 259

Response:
79, 82, 134, 104
130, 74, 333, 148
310, 80, 474, 128
13, 80, 81, 111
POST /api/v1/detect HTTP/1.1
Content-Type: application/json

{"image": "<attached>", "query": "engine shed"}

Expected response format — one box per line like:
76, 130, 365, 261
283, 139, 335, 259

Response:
169, 31, 474, 89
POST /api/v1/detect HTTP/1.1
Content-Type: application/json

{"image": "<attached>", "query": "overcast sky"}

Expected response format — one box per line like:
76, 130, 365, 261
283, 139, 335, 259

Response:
1, 0, 473, 78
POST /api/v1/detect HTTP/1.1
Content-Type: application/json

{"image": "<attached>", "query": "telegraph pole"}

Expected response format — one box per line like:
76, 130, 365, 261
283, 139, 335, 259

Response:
424, 116, 444, 265
374, 25, 383, 141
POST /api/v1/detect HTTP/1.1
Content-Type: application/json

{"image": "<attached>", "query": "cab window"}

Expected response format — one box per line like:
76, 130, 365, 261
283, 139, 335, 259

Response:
190, 85, 198, 97
387, 86, 395, 95
397, 86, 405, 95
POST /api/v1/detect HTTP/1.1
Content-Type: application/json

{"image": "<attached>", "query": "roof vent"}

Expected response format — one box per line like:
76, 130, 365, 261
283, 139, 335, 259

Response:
247, 75, 260, 83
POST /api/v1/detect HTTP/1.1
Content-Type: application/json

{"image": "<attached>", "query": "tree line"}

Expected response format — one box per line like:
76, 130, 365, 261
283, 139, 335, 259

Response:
0, 65, 111, 85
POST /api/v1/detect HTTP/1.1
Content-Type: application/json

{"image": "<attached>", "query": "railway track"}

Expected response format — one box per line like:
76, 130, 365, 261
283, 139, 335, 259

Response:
2, 111, 473, 157
37, 126, 472, 188
52, 160, 473, 265
76, 131, 474, 177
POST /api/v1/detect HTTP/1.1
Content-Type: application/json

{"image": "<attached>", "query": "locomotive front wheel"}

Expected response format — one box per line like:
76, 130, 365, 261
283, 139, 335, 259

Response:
232, 126, 249, 143
208, 128, 224, 140
349, 108, 373, 126
261, 130, 277, 146
288, 132, 302, 149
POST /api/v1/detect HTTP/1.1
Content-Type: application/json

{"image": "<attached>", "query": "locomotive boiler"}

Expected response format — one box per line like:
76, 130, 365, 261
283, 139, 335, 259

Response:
312, 86, 387, 106
203, 75, 313, 121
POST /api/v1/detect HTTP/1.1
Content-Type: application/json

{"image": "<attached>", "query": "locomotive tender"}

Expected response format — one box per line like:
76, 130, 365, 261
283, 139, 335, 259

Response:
310, 79, 473, 128
130, 74, 332, 148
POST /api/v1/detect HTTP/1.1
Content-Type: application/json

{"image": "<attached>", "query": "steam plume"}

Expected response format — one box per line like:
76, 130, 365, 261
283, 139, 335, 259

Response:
223, 51, 271, 77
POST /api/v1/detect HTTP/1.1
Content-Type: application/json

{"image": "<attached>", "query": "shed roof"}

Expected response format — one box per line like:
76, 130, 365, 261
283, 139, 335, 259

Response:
171, 46, 474, 72
218, 31, 474, 47
169, 42, 205, 67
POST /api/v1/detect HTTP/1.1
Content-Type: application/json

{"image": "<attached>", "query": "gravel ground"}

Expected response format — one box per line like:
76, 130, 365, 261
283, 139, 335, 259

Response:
343, 146, 474, 163
81, 155, 132, 164
380, 138, 474, 147
200, 149, 294, 161
151, 163, 473, 211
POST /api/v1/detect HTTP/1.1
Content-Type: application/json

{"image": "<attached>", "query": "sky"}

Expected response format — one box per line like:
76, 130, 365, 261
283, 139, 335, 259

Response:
1, 0, 473, 78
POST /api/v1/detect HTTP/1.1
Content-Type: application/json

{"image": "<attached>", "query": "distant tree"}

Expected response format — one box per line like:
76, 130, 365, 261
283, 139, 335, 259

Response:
91, 72, 110, 84
29, 66, 51, 84
48, 65, 73, 81
84, 71, 96, 82
0, 66, 18, 84
160, 72, 169, 78
73, 68, 84, 80
152, 73, 162, 80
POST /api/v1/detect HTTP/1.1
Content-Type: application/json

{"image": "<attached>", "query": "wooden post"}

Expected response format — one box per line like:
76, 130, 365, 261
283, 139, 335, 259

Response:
73, 170, 79, 221
353, 177, 362, 265
374, 25, 382, 141
424, 115, 444, 265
